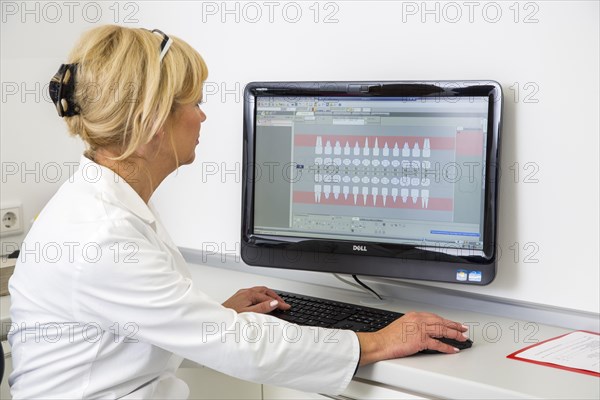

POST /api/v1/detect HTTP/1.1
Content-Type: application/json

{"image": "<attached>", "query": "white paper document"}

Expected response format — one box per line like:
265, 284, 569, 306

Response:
514, 331, 599, 374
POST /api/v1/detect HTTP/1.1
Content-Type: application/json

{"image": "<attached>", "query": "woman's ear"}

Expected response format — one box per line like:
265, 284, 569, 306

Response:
154, 129, 166, 140
138, 129, 167, 159
149, 129, 169, 149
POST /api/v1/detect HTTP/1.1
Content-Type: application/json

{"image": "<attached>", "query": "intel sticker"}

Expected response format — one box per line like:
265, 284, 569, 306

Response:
468, 270, 482, 282
456, 270, 468, 281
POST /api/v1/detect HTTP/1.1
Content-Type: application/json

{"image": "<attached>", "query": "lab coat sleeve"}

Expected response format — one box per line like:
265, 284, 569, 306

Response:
71, 219, 360, 395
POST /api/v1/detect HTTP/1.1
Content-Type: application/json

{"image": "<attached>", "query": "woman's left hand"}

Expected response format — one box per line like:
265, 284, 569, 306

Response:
222, 286, 291, 314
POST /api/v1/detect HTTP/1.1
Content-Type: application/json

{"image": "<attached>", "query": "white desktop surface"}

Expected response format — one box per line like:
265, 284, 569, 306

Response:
187, 262, 599, 400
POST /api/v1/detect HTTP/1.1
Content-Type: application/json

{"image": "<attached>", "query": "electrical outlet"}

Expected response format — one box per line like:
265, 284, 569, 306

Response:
0, 205, 23, 237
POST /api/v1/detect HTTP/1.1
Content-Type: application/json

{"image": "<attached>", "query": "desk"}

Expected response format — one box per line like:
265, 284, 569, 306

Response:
1, 263, 598, 399
186, 261, 599, 400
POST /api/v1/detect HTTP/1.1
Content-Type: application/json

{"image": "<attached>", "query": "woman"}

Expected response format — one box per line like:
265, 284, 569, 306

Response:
8, 25, 468, 398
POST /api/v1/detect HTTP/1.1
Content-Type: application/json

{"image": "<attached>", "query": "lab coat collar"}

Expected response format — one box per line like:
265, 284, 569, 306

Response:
77, 155, 157, 228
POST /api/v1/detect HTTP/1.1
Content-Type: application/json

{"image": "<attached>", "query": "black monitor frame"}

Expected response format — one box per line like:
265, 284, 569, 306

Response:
241, 81, 502, 285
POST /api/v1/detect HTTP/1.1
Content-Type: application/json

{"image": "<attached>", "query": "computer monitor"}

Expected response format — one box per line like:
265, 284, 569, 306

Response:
241, 81, 502, 285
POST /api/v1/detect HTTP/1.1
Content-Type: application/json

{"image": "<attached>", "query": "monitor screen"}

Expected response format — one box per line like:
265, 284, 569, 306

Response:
242, 81, 502, 285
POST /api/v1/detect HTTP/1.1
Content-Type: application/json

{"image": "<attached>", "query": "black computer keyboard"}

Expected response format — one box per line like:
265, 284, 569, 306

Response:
270, 290, 472, 351
271, 290, 402, 332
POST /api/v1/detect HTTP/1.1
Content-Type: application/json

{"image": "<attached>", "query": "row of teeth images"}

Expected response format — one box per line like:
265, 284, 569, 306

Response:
313, 160, 433, 187
315, 137, 431, 158
314, 174, 431, 187
313, 158, 432, 168
314, 186, 431, 208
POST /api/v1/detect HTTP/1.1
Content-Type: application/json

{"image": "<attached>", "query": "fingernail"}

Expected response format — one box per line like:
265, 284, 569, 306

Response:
461, 325, 469, 331
454, 347, 460, 352
462, 333, 469, 340
269, 300, 278, 307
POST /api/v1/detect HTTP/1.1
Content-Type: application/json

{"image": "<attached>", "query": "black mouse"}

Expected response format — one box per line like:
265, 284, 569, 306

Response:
420, 337, 473, 354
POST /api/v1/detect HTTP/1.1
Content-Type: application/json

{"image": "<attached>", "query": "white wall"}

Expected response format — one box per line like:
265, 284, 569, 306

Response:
2, 1, 598, 314
1, 3, 115, 254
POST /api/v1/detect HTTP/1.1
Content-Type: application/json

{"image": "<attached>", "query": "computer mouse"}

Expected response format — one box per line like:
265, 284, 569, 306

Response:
420, 337, 473, 354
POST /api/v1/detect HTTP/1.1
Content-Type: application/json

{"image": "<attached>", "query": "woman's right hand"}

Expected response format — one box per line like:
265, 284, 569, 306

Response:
356, 312, 469, 365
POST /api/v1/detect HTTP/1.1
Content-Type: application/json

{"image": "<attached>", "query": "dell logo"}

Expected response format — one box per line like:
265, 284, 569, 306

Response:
353, 245, 367, 252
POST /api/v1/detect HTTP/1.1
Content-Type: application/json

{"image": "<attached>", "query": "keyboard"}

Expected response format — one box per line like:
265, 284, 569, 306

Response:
270, 290, 472, 351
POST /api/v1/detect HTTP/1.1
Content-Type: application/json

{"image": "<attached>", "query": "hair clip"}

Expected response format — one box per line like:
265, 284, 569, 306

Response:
151, 29, 173, 63
49, 63, 80, 117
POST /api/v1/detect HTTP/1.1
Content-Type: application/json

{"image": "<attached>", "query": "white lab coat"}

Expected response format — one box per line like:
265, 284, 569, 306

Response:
8, 155, 360, 399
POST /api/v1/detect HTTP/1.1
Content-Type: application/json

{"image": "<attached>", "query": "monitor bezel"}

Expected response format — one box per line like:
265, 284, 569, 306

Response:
241, 81, 502, 285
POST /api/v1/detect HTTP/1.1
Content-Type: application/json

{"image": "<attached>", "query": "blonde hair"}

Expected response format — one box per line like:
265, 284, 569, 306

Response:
63, 25, 208, 160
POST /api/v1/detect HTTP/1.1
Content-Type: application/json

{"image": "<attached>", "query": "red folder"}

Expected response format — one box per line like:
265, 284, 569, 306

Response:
507, 330, 599, 377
